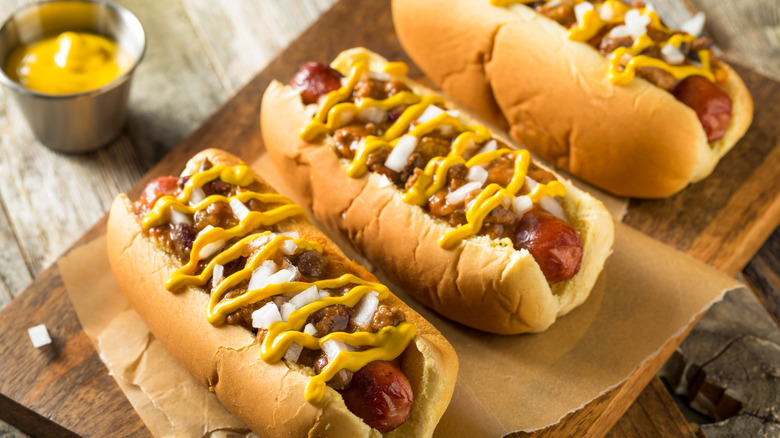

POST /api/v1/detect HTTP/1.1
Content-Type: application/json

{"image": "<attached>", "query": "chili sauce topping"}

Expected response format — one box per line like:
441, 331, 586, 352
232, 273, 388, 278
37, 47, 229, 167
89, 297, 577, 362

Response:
300, 52, 568, 251
492, 0, 720, 87
137, 159, 415, 404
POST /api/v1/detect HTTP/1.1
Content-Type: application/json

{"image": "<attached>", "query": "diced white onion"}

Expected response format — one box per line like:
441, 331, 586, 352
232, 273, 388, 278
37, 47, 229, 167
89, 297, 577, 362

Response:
196, 225, 226, 259
199, 241, 224, 260
229, 198, 251, 221
446, 181, 483, 205
247, 233, 271, 254
644, 3, 655, 14
360, 106, 387, 124
304, 104, 319, 120
304, 323, 318, 336
415, 105, 445, 124
318, 290, 331, 300
539, 196, 567, 222
681, 12, 705, 37
608, 25, 632, 40
317, 93, 330, 108
248, 260, 277, 291
513, 195, 534, 216
264, 265, 300, 286
502, 194, 512, 209
661, 44, 685, 65
281, 231, 300, 239
170, 208, 192, 226
322, 339, 353, 363
384, 135, 418, 172
525, 177, 539, 193
284, 342, 303, 363
625, 9, 651, 39
352, 291, 380, 327
340, 76, 350, 87
464, 138, 476, 153
476, 139, 497, 155
280, 239, 298, 256
251, 302, 282, 329
290, 285, 320, 309
280, 302, 296, 322
368, 71, 391, 81
446, 109, 460, 118
574, 1, 594, 24
212, 264, 224, 286
377, 174, 393, 188
437, 125, 455, 137
189, 187, 206, 206
28, 324, 51, 348
466, 165, 488, 185
598, 2, 614, 20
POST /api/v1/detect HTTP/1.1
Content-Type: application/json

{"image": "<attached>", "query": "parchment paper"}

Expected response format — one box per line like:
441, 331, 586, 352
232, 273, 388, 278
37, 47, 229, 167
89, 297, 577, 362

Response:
58, 157, 740, 437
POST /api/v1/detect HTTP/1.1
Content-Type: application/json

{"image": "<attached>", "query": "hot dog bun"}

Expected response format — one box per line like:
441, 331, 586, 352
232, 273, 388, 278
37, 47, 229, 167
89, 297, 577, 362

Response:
392, 0, 754, 198
106, 149, 457, 437
261, 48, 614, 334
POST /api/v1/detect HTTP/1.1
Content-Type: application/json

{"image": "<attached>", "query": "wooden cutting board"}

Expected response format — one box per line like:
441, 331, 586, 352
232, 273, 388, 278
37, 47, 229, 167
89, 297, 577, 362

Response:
1, 0, 778, 437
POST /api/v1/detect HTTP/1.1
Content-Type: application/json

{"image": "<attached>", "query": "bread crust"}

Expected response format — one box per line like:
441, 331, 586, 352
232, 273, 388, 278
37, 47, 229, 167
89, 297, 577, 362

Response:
260, 68, 614, 334
392, 0, 754, 198
106, 149, 457, 437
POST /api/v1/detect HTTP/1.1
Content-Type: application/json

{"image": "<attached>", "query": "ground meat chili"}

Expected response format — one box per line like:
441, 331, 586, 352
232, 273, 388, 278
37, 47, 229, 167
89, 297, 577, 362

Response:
526, 0, 732, 140
134, 159, 415, 432
294, 60, 584, 284
533, 0, 714, 89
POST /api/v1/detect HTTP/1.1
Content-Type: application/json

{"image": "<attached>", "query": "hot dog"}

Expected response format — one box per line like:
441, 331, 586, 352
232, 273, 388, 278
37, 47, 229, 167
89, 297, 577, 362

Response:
106, 149, 457, 436
392, 0, 754, 198
261, 48, 614, 334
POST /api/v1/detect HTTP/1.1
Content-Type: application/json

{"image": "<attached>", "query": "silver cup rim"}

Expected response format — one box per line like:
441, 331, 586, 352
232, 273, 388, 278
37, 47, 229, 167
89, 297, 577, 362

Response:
0, 0, 147, 100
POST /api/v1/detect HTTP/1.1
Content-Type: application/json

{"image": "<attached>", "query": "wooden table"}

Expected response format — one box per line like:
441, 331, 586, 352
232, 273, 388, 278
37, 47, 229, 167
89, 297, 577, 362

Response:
0, 0, 778, 436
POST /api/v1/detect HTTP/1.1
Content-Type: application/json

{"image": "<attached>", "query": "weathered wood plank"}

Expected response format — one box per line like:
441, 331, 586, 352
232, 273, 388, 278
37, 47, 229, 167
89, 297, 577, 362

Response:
0, 264, 149, 438
607, 378, 697, 438
0, 106, 145, 276
115, 0, 232, 165
743, 228, 780, 325
181, 0, 338, 93
0, 198, 32, 306
0, 2, 37, 311
661, 287, 780, 435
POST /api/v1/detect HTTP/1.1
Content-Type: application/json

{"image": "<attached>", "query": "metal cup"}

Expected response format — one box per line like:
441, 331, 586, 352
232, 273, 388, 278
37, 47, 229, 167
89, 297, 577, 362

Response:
0, 0, 145, 153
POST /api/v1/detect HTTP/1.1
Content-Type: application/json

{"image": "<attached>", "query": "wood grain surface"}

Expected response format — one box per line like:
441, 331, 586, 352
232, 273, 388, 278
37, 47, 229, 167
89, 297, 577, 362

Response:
0, 0, 778, 437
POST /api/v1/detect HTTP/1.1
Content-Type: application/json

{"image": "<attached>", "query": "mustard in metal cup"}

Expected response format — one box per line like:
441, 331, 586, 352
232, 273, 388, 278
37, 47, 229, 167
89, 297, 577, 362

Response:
0, 0, 146, 153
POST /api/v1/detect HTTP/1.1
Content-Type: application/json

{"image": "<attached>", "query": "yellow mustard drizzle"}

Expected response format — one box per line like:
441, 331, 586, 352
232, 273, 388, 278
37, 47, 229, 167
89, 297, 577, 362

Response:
609, 34, 713, 85
439, 150, 565, 248
566, 0, 632, 40
402, 124, 490, 206
301, 59, 567, 249
142, 163, 416, 404
490, 0, 715, 84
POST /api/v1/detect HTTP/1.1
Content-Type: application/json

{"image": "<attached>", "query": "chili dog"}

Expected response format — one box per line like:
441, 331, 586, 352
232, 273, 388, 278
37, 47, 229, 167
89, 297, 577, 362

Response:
392, 0, 754, 198
106, 149, 457, 436
261, 48, 614, 334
